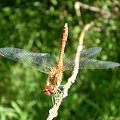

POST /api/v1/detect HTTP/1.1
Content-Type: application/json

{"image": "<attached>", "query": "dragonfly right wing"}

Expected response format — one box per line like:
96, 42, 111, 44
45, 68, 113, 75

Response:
80, 47, 102, 58
0, 48, 55, 74
79, 58, 120, 69
64, 58, 120, 70
63, 47, 120, 70
64, 47, 102, 70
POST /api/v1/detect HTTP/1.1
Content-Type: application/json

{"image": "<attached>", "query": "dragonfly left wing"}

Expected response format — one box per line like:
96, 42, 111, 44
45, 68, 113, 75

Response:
0, 48, 54, 73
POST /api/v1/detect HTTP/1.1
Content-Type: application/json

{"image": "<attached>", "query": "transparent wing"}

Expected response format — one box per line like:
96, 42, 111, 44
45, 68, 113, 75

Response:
0, 48, 55, 73
80, 58, 120, 69
64, 47, 120, 70
64, 57, 120, 70
80, 47, 102, 58
64, 47, 102, 70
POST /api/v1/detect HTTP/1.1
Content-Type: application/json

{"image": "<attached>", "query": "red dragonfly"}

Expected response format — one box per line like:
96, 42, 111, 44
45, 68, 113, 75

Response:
0, 23, 120, 96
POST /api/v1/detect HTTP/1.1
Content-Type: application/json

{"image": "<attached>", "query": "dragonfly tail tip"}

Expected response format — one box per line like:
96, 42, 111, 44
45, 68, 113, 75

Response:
64, 23, 68, 27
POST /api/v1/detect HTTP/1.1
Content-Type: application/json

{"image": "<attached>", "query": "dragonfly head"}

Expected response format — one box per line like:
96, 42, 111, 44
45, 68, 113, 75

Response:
44, 84, 56, 96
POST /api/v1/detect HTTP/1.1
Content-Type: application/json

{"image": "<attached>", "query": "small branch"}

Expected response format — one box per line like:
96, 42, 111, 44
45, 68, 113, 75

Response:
75, 1, 111, 15
74, 1, 112, 26
46, 22, 94, 120
74, 1, 83, 26
63, 21, 94, 98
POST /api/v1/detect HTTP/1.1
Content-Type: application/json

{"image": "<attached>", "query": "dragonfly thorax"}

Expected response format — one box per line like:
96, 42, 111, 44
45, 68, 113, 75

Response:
44, 67, 63, 96
48, 67, 63, 85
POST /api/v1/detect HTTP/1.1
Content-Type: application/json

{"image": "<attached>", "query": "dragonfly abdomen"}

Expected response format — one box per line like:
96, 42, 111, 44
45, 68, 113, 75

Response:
57, 23, 68, 68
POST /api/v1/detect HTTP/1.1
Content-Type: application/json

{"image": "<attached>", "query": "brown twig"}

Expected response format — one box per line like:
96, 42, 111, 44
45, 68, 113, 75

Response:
63, 21, 94, 98
46, 22, 94, 120
74, 1, 112, 27
75, 1, 111, 15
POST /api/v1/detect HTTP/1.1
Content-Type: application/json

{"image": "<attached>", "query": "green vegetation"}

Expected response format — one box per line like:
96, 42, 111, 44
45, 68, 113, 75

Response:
0, 0, 120, 120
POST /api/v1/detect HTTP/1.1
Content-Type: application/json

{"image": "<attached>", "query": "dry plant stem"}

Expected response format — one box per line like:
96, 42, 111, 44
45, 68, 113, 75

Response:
46, 22, 94, 120
74, 1, 111, 26
75, 1, 111, 15
74, 1, 83, 26
63, 21, 94, 98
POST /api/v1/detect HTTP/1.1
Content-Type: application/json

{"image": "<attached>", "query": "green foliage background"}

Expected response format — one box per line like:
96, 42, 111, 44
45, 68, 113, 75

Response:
0, 0, 120, 120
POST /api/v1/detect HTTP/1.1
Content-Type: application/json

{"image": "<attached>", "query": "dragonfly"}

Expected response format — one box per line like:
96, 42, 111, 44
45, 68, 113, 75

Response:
0, 23, 120, 97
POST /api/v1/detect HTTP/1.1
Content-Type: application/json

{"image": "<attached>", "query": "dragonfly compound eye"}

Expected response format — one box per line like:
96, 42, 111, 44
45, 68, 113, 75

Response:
44, 85, 55, 96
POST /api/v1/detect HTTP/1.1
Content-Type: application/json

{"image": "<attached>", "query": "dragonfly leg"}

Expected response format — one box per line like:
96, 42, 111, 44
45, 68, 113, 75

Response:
58, 85, 64, 92
51, 85, 65, 105
52, 96, 56, 105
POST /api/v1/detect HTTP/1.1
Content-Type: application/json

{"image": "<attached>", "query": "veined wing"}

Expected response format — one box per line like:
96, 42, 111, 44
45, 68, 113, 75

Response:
80, 47, 102, 58
64, 47, 102, 70
79, 58, 120, 69
0, 48, 55, 73
64, 57, 120, 70
63, 47, 120, 70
